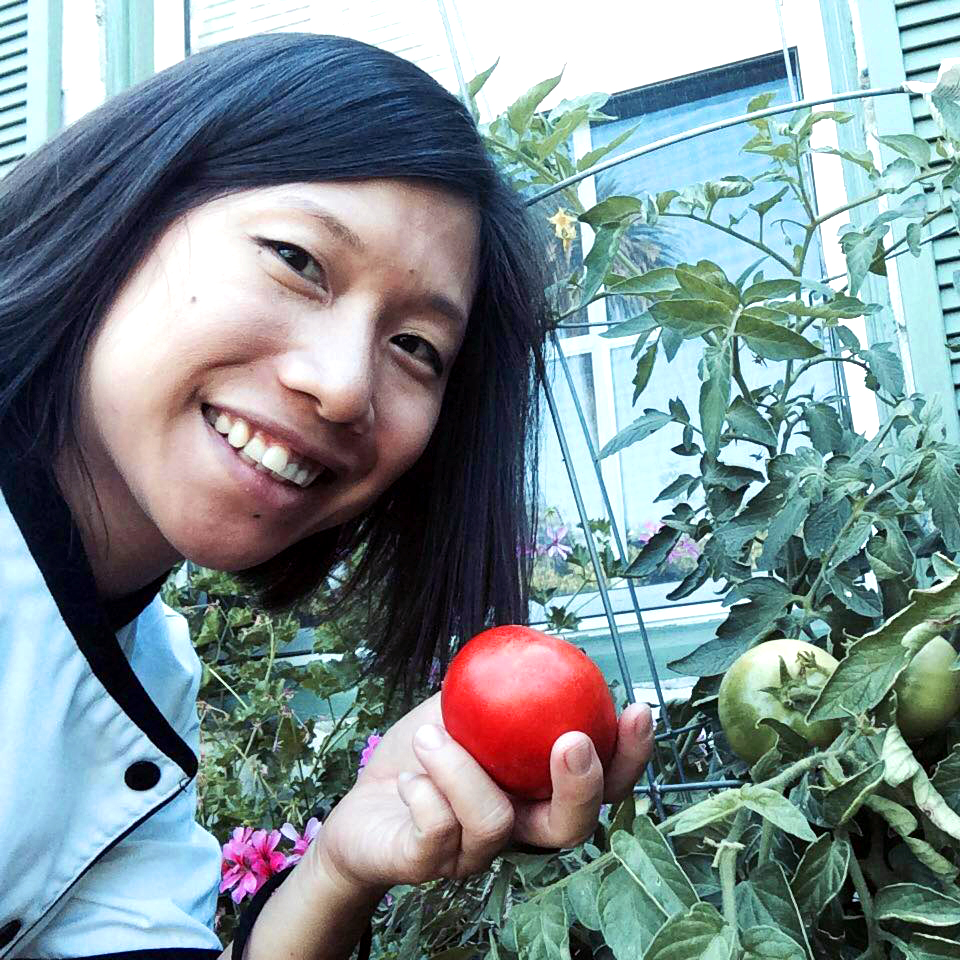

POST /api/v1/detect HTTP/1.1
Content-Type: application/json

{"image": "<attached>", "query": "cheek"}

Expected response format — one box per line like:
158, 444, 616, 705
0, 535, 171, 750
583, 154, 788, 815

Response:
380, 393, 444, 476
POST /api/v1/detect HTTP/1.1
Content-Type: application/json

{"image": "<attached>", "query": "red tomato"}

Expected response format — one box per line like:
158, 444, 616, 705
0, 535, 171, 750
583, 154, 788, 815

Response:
440, 625, 618, 800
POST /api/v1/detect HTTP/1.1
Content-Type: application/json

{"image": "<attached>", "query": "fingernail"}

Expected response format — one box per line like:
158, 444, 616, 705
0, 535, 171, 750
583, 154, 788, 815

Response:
415, 724, 445, 749
565, 740, 592, 775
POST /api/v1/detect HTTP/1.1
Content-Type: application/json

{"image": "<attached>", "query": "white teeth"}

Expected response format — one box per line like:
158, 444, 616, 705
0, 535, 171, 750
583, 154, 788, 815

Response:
208, 406, 325, 488
261, 445, 289, 473
228, 420, 251, 448
242, 436, 267, 463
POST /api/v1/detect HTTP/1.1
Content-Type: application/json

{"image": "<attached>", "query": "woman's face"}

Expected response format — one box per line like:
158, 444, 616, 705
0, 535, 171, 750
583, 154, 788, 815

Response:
73, 179, 479, 577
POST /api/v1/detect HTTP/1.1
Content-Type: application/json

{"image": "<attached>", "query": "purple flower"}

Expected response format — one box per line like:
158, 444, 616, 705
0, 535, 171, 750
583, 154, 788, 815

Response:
541, 525, 573, 560
359, 733, 382, 771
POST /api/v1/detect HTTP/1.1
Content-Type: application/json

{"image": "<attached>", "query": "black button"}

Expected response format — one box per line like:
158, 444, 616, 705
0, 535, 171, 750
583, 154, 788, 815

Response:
0, 919, 21, 947
125, 760, 161, 791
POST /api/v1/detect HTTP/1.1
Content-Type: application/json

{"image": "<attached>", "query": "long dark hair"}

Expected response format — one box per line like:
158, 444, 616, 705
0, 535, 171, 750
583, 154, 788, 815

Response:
0, 33, 545, 687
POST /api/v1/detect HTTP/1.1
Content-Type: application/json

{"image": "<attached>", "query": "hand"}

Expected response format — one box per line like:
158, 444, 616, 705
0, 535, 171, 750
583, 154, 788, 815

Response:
307, 693, 653, 895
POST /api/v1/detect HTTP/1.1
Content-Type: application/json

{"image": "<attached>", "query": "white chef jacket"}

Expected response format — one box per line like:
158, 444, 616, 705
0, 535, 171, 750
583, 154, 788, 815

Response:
0, 452, 223, 958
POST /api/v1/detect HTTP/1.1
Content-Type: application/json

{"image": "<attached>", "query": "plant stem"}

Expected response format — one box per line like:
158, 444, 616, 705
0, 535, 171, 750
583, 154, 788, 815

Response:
659, 211, 795, 272
758, 817, 774, 864
715, 840, 742, 946
205, 664, 249, 710
842, 828, 882, 959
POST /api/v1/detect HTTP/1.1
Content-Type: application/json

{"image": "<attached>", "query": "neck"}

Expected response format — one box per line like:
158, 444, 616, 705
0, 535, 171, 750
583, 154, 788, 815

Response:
54, 446, 182, 599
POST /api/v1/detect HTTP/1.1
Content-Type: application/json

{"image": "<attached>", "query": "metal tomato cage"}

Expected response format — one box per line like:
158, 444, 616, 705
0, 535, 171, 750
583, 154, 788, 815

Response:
517, 74, 909, 817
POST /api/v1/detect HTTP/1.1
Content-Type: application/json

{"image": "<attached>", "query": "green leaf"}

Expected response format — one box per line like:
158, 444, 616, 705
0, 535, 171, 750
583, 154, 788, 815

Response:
598, 865, 668, 960
726, 396, 777, 447
508, 71, 564, 134
577, 122, 641, 172
468, 59, 499, 98
907, 221, 922, 256
904, 835, 960, 885
666, 554, 712, 601
821, 759, 885, 824
742, 277, 801, 305
512, 890, 571, 960
740, 926, 806, 960
580, 223, 627, 307
914, 448, 960, 552
760, 496, 810, 570
611, 826, 698, 917
602, 312, 660, 340
790, 833, 851, 923
932, 744, 960, 813
873, 884, 960, 927
623, 524, 682, 578
668, 789, 743, 835
535, 106, 590, 160
808, 576, 960, 723
580, 195, 650, 228
773, 295, 869, 320
740, 785, 816, 840
736, 862, 811, 956
804, 498, 852, 557
883, 725, 922, 788
824, 570, 883, 618
812, 143, 878, 174
632, 342, 657, 401
913, 768, 960, 843
669, 579, 794, 676
874, 156, 920, 192
861, 342, 905, 397
736, 315, 822, 360
650, 298, 731, 338
877, 134, 931, 167
599, 409, 672, 459
655, 474, 697, 503
749, 187, 790, 220
631, 816, 700, 908
801, 403, 843, 455
640, 903, 733, 960
606, 267, 679, 297
566, 869, 601, 931
840, 227, 885, 297
895, 932, 960, 959
675, 262, 741, 310
700, 340, 732, 457
826, 513, 875, 571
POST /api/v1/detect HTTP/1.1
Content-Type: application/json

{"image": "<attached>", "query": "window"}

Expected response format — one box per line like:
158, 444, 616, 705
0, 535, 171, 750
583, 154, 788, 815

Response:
0, 0, 61, 177
533, 52, 845, 689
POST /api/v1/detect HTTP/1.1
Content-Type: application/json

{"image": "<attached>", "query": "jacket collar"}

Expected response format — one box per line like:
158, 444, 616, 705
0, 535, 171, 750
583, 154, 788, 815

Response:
0, 450, 197, 779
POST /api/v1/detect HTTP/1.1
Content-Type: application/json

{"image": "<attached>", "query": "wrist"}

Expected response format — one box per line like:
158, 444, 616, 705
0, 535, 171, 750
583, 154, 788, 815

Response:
300, 833, 389, 910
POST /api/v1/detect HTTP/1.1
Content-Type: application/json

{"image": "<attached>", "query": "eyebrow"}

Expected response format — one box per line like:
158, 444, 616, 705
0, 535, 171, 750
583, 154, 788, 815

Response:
273, 196, 366, 252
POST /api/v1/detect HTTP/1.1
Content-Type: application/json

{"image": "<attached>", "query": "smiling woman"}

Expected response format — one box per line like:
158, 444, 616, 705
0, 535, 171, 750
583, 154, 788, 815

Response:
0, 32, 653, 960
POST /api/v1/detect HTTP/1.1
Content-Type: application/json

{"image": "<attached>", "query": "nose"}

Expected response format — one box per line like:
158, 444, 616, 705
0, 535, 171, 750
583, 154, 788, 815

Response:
277, 310, 376, 433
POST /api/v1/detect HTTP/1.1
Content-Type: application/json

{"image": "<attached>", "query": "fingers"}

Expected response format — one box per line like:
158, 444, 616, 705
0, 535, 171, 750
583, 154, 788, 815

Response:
603, 703, 654, 803
394, 771, 461, 881
411, 724, 515, 876
512, 731, 603, 848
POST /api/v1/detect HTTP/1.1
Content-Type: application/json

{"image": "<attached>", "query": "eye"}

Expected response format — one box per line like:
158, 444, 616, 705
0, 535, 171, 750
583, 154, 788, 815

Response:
264, 240, 328, 288
392, 333, 444, 376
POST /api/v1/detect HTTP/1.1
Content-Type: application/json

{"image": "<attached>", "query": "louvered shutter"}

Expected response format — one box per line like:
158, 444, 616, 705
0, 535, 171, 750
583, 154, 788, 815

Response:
0, 0, 29, 175
858, 0, 960, 440
0, 0, 61, 178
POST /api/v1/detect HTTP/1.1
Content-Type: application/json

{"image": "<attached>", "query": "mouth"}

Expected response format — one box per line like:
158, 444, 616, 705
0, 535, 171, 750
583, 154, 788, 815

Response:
202, 404, 337, 490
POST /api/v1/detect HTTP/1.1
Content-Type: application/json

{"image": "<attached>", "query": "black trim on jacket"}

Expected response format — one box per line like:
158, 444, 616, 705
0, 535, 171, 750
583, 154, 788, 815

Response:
0, 452, 196, 779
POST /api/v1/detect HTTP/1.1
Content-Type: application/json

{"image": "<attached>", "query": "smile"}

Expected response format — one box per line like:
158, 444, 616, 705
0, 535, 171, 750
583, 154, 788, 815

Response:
202, 405, 334, 489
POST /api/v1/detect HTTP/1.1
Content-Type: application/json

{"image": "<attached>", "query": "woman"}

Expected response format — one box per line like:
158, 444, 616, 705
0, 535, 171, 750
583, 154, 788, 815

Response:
0, 32, 653, 959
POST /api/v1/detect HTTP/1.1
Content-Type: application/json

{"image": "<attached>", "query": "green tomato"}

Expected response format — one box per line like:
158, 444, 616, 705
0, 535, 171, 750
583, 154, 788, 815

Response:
894, 635, 960, 740
718, 638, 841, 765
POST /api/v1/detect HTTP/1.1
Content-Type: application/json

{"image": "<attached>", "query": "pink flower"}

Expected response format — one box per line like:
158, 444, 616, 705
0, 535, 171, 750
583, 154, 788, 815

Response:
541, 525, 573, 560
280, 817, 321, 864
359, 733, 382, 770
219, 826, 288, 904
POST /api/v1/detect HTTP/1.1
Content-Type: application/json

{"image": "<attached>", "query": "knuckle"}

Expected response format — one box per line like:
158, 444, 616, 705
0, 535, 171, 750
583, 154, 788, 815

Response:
471, 802, 515, 845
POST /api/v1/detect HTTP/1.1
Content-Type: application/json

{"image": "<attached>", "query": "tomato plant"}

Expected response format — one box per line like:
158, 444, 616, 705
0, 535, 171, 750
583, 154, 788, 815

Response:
894, 634, 960, 739
440, 625, 618, 799
717, 638, 840, 764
